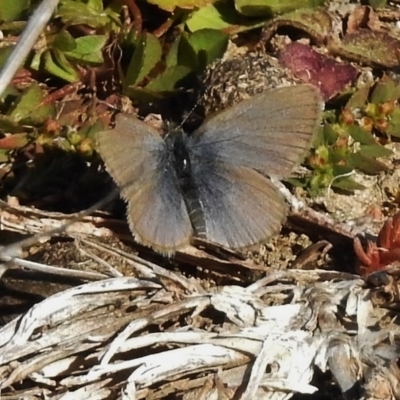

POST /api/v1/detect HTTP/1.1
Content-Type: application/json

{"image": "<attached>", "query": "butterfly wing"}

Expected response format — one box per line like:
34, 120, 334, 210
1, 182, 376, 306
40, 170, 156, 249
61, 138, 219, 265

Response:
183, 84, 321, 248
187, 160, 286, 248
188, 84, 322, 179
96, 114, 192, 253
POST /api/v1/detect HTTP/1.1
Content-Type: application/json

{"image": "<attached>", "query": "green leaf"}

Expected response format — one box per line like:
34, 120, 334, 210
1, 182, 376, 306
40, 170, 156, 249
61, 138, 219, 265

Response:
145, 65, 193, 92
370, 75, 400, 104
147, 0, 215, 12
349, 152, 388, 174
312, 126, 324, 147
0, 46, 15, 69
0, 0, 30, 22
0, 149, 10, 162
86, 0, 104, 12
170, 31, 225, 72
359, 144, 393, 158
331, 177, 365, 192
309, 169, 334, 192
124, 87, 166, 103
285, 177, 308, 188
8, 83, 56, 124
166, 36, 183, 68
187, 29, 229, 71
320, 124, 338, 146
186, 1, 264, 33
0, 21, 26, 34
53, 31, 77, 52
64, 35, 107, 65
125, 66, 194, 102
125, 32, 162, 87
348, 124, 376, 145
387, 108, 400, 137
235, 0, 325, 17
43, 49, 80, 82
0, 114, 25, 133
187, 2, 234, 32
78, 120, 105, 140
57, 0, 110, 27
328, 147, 348, 165
313, 164, 365, 193
332, 164, 354, 177
335, 30, 400, 69
345, 85, 371, 109
166, 34, 197, 70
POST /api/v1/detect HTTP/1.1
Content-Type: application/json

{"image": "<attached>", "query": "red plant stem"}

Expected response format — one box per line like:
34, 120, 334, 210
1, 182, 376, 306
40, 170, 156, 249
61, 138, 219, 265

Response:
122, 0, 142, 34
13, 68, 32, 80
10, 68, 33, 87
380, 248, 400, 266
40, 82, 83, 106
153, 18, 174, 37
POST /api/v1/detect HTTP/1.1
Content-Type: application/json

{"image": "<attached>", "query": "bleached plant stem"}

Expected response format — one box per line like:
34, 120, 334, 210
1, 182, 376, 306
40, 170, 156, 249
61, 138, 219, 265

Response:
0, 0, 60, 97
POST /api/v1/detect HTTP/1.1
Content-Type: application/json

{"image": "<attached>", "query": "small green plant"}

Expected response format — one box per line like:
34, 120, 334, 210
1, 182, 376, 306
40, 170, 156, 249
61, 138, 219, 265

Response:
291, 75, 400, 195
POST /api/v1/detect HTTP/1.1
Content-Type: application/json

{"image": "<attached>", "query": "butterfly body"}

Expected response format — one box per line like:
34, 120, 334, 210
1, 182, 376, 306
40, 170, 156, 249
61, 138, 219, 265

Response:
96, 85, 323, 254
167, 131, 207, 240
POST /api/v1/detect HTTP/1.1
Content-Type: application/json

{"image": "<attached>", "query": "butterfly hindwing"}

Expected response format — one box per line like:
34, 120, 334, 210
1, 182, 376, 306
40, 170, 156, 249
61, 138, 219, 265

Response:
186, 157, 287, 248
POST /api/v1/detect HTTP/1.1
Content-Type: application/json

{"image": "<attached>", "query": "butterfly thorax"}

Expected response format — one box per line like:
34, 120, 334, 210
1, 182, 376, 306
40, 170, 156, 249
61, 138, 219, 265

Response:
169, 130, 192, 180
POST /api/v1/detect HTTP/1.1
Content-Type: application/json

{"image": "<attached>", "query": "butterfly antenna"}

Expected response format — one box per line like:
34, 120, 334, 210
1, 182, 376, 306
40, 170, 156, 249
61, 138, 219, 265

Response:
177, 90, 203, 131
178, 105, 195, 130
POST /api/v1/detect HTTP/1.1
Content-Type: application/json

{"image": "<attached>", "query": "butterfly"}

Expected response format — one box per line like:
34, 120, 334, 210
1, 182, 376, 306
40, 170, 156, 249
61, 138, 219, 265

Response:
96, 84, 322, 254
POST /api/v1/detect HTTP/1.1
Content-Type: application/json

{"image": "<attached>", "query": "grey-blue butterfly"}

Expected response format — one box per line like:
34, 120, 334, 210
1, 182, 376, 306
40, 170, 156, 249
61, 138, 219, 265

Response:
96, 85, 322, 254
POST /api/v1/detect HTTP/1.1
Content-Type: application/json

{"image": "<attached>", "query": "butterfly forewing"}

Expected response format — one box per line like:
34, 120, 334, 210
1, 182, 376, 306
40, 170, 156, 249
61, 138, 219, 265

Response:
188, 84, 322, 179
96, 114, 192, 253
96, 114, 163, 198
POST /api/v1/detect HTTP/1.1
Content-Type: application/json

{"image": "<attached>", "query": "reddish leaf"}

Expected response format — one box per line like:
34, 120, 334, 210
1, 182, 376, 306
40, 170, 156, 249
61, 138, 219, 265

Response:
279, 42, 357, 101
0, 133, 28, 150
